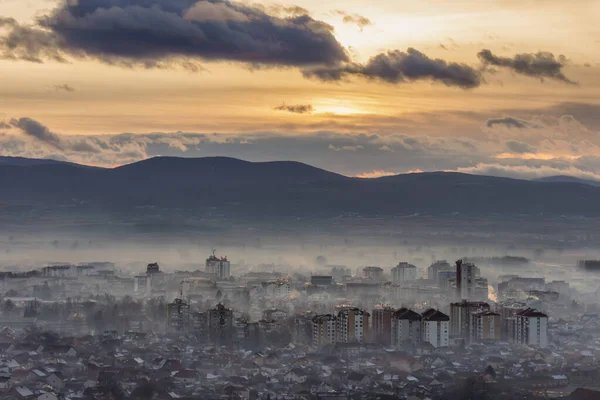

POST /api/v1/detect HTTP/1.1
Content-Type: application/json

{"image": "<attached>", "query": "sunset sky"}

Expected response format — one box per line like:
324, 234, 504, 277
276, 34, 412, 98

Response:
1, 0, 599, 178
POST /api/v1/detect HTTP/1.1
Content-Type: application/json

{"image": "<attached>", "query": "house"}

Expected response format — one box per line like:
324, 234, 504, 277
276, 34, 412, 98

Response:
46, 373, 64, 390
37, 394, 58, 400
347, 371, 371, 389
284, 368, 308, 383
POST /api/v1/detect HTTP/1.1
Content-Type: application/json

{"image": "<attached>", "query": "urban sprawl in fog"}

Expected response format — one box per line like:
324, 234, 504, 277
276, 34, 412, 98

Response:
0, 251, 599, 400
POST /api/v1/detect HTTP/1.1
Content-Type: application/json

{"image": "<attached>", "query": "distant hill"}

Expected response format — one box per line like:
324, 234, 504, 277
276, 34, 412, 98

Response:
0, 156, 78, 167
534, 175, 600, 187
1, 156, 600, 219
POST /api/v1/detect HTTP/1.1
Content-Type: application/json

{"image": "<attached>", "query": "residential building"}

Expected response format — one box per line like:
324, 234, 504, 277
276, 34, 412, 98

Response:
167, 298, 189, 332
470, 311, 502, 341
456, 260, 480, 300
515, 308, 549, 348
362, 266, 384, 281
205, 252, 231, 279
294, 312, 314, 345
208, 303, 234, 345
450, 300, 490, 339
191, 311, 207, 338
421, 309, 450, 348
428, 260, 453, 284
372, 304, 395, 345
312, 314, 337, 347
336, 307, 370, 343
393, 308, 422, 346
391, 262, 417, 284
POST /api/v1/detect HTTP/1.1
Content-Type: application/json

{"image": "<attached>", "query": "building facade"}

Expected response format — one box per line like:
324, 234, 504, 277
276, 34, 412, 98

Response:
515, 308, 549, 348
205, 253, 231, 279
391, 262, 417, 284
336, 307, 370, 343
393, 308, 422, 347
421, 309, 450, 348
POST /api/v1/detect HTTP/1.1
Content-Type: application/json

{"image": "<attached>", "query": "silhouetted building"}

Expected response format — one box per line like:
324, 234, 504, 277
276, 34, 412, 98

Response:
206, 252, 231, 279
208, 303, 234, 345
167, 298, 189, 332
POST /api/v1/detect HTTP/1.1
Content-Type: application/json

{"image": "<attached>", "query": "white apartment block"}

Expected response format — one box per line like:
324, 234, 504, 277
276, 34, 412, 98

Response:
392, 262, 417, 284
421, 309, 450, 348
515, 308, 549, 348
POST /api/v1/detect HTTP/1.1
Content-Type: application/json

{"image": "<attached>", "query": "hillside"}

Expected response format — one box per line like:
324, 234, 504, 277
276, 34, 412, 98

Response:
1, 156, 600, 219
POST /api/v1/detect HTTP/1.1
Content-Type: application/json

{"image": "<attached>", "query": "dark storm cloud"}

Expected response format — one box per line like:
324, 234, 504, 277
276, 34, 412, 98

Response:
274, 104, 313, 114
303, 48, 481, 88
486, 117, 541, 129
477, 49, 576, 84
332, 10, 372, 30
505, 140, 537, 154
10, 117, 103, 154
0, 0, 348, 67
10, 117, 64, 150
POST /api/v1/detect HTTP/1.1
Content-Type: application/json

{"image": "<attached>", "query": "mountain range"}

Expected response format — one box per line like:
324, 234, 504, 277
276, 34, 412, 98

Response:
1, 156, 600, 219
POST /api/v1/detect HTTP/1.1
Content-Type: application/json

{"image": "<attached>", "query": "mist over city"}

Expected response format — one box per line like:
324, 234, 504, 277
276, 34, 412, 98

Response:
2, 0, 600, 399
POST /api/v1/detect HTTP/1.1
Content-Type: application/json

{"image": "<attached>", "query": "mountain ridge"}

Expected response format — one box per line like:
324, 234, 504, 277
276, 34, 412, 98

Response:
1, 155, 600, 218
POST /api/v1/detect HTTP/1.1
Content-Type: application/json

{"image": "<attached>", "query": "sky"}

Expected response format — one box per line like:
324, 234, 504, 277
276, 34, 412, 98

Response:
1, 0, 599, 179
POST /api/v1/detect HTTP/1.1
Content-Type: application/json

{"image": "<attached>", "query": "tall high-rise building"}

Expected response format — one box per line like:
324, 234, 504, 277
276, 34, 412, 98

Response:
336, 307, 370, 343
372, 305, 395, 345
514, 308, 548, 348
450, 300, 490, 339
391, 262, 417, 284
294, 312, 314, 345
470, 311, 502, 341
312, 314, 337, 348
167, 298, 189, 332
456, 260, 480, 300
191, 311, 207, 339
205, 252, 231, 279
428, 260, 453, 284
208, 303, 234, 345
421, 309, 450, 348
393, 308, 422, 347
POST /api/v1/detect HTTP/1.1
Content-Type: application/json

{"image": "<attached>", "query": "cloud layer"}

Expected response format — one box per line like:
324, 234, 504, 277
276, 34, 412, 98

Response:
3, 105, 600, 182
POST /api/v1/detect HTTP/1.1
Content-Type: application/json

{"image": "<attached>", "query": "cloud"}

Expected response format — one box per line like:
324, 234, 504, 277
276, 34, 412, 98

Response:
274, 104, 313, 114
477, 49, 576, 84
329, 144, 364, 152
356, 170, 397, 178
0, 121, 12, 129
7, 117, 147, 162
0, 0, 348, 68
304, 48, 481, 89
453, 163, 600, 182
505, 140, 537, 154
486, 117, 541, 129
332, 10, 372, 30
54, 84, 75, 92
10, 117, 64, 150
